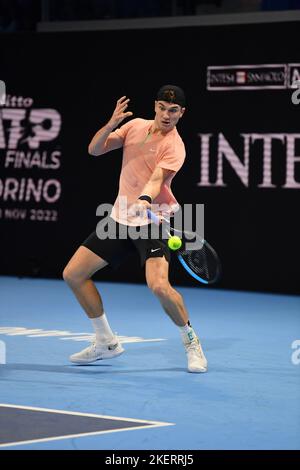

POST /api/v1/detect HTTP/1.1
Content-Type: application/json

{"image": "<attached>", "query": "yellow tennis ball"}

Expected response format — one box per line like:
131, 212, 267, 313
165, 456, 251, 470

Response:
168, 235, 182, 251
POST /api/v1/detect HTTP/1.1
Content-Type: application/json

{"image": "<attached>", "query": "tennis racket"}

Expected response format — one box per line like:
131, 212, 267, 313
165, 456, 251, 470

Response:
147, 209, 221, 285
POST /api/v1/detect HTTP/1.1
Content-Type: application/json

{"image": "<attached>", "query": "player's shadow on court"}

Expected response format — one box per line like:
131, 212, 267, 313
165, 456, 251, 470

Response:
0, 363, 187, 375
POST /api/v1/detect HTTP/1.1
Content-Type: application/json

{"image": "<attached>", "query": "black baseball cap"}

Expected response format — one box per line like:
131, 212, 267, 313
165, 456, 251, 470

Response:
156, 84, 186, 107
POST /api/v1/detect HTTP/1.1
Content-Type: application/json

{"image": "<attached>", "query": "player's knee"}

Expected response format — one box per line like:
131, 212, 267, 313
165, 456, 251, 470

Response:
62, 266, 73, 284
62, 266, 83, 286
148, 280, 170, 299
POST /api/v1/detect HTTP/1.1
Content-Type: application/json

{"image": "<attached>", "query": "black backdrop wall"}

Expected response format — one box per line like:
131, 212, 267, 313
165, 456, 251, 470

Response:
0, 21, 299, 294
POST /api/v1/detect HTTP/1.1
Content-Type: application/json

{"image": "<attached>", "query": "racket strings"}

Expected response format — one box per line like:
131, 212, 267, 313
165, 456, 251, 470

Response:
180, 243, 219, 283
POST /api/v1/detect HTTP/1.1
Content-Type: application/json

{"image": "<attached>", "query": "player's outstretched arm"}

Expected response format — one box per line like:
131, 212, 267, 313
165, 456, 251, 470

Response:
88, 96, 133, 156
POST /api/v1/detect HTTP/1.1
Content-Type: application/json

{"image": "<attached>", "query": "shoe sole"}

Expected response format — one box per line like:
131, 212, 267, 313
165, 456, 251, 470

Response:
70, 347, 125, 364
188, 365, 208, 373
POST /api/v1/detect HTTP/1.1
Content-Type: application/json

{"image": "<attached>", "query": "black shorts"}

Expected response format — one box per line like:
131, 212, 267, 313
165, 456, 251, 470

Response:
81, 217, 171, 269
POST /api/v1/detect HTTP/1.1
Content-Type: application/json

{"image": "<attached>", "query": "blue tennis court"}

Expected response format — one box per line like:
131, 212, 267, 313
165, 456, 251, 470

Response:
0, 276, 299, 450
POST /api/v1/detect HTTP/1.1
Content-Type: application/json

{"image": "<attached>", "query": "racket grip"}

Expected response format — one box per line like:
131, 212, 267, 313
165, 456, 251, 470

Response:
147, 209, 161, 225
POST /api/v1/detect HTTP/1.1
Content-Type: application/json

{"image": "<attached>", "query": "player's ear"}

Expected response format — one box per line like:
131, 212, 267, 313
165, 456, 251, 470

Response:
180, 107, 186, 117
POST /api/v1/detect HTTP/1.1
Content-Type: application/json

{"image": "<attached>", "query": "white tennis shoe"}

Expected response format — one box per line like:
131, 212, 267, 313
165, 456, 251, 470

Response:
182, 331, 208, 373
69, 337, 124, 364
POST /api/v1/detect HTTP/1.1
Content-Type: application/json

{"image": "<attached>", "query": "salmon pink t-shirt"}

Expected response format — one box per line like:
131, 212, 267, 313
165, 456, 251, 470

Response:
109, 118, 185, 226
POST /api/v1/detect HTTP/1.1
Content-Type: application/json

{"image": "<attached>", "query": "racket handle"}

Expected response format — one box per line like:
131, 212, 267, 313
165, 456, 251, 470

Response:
147, 209, 161, 225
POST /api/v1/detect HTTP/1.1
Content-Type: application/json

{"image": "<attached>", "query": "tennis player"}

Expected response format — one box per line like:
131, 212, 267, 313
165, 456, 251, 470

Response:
63, 85, 207, 373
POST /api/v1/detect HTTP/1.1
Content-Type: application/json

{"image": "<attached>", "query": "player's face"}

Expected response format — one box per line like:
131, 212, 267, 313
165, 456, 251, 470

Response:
154, 100, 185, 133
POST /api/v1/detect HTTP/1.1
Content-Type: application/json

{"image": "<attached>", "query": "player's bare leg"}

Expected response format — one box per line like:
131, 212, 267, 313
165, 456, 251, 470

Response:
145, 256, 207, 373
145, 256, 188, 326
63, 246, 124, 364
63, 246, 107, 318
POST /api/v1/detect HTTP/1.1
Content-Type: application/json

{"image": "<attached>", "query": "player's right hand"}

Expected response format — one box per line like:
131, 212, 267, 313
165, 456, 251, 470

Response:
107, 96, 133, 130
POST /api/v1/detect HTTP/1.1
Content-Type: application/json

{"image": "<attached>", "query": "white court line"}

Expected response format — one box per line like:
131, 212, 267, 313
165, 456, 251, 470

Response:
0, 403, 174, 448
0, 326, 166, 343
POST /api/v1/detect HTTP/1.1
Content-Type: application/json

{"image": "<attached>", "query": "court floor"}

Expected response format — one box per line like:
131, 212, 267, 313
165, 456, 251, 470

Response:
0, 276, 299, 450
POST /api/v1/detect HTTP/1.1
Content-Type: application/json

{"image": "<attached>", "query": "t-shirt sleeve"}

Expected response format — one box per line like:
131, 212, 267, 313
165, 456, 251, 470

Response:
157, 140, 186, 172
114, 118, 138, 140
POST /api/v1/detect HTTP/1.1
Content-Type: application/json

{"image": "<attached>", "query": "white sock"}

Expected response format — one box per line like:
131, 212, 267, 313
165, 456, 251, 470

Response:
91, 313, 115, 345
179, 322, 195, 343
